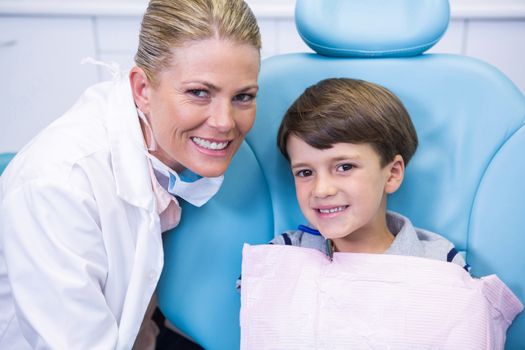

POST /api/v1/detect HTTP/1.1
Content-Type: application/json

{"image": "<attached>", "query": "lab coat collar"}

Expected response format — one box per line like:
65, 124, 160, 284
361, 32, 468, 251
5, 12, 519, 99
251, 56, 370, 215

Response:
106, 73, 154, 211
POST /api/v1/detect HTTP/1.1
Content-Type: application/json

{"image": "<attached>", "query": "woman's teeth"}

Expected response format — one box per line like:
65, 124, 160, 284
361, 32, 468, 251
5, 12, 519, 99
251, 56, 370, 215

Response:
319, 206, 347, 214
192, 137, 229, 150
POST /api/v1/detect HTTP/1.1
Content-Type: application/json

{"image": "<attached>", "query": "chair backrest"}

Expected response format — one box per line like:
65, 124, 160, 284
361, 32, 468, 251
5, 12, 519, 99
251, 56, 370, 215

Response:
158, 1, 525, 348
158, 143, 274, 349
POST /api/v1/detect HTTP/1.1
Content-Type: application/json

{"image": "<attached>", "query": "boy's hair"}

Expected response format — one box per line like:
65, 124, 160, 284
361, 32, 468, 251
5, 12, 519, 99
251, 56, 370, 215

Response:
277, 78, 418, 167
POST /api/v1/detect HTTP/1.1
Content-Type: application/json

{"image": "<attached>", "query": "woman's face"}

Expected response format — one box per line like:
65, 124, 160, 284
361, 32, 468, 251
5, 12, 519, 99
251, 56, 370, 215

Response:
135, 38, 260, 178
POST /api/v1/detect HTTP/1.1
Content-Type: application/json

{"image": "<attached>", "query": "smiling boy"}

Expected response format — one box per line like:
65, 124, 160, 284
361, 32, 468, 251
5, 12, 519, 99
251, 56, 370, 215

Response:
272, 78, 469, 269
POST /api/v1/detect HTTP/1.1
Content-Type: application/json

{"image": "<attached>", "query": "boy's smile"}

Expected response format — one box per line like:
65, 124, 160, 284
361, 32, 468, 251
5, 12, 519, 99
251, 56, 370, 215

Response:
316, 205, 349, 216
287, 135, 404, 253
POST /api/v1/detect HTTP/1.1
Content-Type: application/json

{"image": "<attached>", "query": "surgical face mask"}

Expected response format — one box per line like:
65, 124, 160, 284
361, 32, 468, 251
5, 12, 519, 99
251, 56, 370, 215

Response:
138, 108, 224, 207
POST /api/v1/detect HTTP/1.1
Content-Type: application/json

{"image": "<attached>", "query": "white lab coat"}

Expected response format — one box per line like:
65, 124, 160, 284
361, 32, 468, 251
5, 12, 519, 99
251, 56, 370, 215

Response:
0, 73, 164, 349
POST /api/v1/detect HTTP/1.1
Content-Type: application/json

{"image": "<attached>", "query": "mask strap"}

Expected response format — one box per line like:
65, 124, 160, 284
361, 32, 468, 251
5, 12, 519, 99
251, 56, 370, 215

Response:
137, 109, 157, 152
81, 57, 121, 80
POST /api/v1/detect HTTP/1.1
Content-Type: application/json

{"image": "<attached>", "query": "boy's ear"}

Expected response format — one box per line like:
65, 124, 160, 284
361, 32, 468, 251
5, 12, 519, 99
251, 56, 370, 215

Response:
385, 154, 405, 194
129, 66, 152, 114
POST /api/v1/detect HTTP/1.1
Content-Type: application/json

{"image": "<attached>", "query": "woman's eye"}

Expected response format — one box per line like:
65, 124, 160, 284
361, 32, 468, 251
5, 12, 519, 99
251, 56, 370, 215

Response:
233, 93, 255, 103
337, 163, 354, 172
188, 89, 209, 98
295, 169, 312, 177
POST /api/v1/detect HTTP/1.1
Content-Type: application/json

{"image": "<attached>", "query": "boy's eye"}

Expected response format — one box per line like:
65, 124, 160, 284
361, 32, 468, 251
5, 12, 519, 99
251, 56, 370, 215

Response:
233, 93, 255, 103
295, 169, 313, 177
188, 89, 209, 98
337, 163, 354, 172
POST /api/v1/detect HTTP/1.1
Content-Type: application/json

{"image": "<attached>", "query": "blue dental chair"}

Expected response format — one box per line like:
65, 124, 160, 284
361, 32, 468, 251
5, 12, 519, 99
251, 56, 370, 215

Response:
158, 0, 525, 349
0, 153, 15, 176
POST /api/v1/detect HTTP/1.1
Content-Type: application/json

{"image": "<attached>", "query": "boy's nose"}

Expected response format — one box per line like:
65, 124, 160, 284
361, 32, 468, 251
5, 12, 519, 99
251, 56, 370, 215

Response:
312, 176, 337, 198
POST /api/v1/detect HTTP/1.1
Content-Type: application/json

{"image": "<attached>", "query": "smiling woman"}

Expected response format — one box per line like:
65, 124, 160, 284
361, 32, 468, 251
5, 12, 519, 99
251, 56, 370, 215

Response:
130, 38, 260, 178
0, 0, 261, 349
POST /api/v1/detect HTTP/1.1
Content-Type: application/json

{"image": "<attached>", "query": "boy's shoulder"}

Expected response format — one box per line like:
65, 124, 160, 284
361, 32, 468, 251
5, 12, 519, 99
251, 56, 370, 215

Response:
270, 228, 327, 254
387, 211, 469, 270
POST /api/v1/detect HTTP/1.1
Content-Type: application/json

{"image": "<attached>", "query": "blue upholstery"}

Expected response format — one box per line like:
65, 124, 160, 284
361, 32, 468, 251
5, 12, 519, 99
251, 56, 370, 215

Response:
158, 0, 525, 348
158, 143, 273, 349
296, 0, 450, 57
0, 153, 15, 176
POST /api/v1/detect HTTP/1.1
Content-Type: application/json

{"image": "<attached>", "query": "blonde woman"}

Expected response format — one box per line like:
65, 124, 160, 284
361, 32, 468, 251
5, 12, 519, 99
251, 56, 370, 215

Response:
0, 0, 260, 348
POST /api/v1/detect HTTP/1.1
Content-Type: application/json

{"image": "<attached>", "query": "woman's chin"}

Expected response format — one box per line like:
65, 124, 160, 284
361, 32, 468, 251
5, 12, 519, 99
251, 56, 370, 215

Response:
186, 160, 230, 178
187, 142, 240, 177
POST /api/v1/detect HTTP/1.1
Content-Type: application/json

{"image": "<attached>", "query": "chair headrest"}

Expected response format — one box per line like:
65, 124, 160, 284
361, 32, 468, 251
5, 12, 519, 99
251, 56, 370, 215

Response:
295, 0, 450, 58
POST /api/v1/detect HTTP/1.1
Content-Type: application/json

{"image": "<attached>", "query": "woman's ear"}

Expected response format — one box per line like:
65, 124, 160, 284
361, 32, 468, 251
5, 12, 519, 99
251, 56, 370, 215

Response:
129, 66, 151, 114
385, 154, 405, 194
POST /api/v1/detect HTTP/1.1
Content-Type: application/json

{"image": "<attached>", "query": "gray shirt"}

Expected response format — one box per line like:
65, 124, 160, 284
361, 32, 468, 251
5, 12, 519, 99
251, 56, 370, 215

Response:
270, 211, 469, 270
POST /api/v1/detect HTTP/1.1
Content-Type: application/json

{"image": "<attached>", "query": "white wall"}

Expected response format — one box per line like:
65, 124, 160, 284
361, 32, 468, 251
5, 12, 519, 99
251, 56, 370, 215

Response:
1, 0, 524, 153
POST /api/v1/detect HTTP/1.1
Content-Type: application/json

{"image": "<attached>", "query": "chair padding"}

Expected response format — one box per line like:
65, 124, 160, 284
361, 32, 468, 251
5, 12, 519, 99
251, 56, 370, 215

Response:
296, 0, 450, 57
158, 142, 273, 349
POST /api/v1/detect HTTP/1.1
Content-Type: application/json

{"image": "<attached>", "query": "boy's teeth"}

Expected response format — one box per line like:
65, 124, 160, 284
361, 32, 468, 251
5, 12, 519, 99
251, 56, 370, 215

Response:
319, 206, 346, 214
192, 137, 228, 150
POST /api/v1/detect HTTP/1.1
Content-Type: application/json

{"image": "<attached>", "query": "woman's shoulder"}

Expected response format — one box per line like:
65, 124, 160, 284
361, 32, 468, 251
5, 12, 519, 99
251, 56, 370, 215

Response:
3, 78, 138, 190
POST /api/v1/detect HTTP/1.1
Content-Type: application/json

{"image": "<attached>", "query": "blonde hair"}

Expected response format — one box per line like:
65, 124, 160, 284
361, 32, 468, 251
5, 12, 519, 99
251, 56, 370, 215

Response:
135, 0, 261, 85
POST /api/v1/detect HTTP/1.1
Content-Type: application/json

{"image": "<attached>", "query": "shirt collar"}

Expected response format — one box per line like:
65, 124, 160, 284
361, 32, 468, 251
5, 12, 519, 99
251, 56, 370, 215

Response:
384, 211, 425, 257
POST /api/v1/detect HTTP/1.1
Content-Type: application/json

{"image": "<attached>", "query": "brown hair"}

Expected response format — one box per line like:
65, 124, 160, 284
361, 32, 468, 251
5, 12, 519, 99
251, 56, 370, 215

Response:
135, 0, 261, 85
277, 78, 418, 167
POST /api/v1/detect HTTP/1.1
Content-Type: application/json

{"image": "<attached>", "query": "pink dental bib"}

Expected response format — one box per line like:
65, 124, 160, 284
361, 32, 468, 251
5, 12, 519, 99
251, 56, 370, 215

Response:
240, 244, 523, 350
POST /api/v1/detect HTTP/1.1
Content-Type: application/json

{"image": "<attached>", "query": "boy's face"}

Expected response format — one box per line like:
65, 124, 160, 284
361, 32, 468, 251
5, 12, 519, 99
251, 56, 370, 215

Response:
287, 135, 403, 246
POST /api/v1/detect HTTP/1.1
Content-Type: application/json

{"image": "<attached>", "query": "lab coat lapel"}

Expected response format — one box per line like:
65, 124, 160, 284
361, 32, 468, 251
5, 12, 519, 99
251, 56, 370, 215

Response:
105, 73, 164, 348
106, 73, 154, 211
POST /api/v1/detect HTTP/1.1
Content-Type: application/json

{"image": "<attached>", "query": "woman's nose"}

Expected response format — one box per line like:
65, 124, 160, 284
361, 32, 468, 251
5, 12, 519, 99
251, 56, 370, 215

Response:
207, 99, 235, 132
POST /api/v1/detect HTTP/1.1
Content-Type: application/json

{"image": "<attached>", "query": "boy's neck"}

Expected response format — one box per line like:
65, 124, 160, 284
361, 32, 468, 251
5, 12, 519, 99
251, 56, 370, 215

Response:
330, 217, 395, 254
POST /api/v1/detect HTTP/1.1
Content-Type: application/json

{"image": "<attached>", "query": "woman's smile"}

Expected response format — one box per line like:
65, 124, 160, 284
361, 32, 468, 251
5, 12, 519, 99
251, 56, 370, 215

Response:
191, 136, 232, 156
